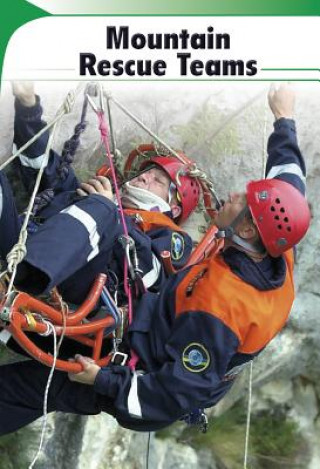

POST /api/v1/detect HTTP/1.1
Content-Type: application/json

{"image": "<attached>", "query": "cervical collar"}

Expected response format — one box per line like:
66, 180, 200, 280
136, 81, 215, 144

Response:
121, 182, 171, 213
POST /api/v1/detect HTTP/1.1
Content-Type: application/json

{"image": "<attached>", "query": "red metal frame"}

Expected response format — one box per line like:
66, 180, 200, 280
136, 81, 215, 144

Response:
124, 144, 218, 220
185, 225, 224, 267
2, 274, 114, 372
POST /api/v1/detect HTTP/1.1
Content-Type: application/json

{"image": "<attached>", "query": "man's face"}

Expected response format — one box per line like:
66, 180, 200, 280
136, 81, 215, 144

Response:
214, 192, 247, 229
128, 167, 171, 201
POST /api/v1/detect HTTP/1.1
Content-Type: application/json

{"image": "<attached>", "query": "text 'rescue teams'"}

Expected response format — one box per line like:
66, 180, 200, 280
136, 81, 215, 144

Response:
79, 26, 258, 78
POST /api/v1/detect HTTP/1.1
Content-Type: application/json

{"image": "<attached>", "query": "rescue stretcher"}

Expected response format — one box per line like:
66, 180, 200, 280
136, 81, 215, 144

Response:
0, 84, 223, 373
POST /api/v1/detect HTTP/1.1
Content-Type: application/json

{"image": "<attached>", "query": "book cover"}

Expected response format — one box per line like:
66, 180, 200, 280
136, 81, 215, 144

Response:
0, 2, 319, 468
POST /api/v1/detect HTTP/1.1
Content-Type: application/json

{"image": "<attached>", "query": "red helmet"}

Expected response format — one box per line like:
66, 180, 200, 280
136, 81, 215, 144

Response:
139, 156, 200, 223
246, 179, 310, 257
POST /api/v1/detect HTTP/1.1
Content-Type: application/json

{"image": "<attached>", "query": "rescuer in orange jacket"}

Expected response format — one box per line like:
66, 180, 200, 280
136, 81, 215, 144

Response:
0, 84, 311, 434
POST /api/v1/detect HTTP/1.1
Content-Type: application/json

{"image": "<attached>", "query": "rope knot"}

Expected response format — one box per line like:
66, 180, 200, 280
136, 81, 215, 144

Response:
98, 113, 109, 138
33, 188, 55, 214
74, 122, 87, 135
58, 166, 69, 180
7, 230, 28, 273
62, 91, 76, 114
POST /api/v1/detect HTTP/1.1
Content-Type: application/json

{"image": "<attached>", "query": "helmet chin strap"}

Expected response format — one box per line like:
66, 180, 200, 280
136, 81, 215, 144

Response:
216, 206, 266, 255
121, 182, 172, 213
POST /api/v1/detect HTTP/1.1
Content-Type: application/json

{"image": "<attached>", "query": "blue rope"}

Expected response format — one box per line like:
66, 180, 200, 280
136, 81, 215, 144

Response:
32, 90, 90, 215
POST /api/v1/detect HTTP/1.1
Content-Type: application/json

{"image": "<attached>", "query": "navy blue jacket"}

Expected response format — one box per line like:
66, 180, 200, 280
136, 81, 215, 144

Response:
12, 98, 193, 304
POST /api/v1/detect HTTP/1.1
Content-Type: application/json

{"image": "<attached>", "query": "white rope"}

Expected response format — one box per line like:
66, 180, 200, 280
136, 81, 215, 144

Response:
5, 121, 59, 300
243, 361, 253, 468
261, 92, 269, 179
243, 91, 269, 467
0, 89, 76, 172
28, 321, 58, 469
105, 91, 221, 208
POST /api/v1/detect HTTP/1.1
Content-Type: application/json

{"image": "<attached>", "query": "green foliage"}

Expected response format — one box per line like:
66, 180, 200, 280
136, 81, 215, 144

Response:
251, 411, 303, 468
171, 101, 240, 162
177, 404, 247, 468
157, 403, 304, 469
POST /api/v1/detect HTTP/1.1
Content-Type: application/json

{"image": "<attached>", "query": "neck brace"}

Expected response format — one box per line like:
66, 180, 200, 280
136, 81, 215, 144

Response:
121, 182, 171, 213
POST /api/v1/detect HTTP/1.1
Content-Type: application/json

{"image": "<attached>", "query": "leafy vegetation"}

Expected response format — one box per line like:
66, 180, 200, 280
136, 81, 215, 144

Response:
157, 402, 304, 469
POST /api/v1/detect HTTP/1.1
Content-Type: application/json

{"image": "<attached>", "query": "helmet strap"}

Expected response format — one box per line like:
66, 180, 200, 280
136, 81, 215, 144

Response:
216, 206, 266, 255
168, 181, 177, 204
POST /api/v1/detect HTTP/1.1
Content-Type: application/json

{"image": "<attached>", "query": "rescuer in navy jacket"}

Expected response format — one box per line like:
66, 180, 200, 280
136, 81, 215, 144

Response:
0, 84, 311, 435
0, 83, 200, 307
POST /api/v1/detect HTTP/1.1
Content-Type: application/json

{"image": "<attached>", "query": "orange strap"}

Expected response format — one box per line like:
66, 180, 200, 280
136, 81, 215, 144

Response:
124, 209, 184, 233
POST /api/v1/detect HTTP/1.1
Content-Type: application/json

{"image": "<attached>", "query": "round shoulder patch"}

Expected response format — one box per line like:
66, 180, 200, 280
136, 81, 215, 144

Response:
182, 343, 211, 373
171, 232, 185, 261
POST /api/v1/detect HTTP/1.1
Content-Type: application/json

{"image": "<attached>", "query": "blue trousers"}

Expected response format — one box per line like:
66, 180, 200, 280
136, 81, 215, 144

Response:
0, 360, 112, 436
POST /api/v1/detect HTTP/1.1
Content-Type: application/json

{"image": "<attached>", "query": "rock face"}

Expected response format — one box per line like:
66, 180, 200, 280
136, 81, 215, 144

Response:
0, 82, 319, 468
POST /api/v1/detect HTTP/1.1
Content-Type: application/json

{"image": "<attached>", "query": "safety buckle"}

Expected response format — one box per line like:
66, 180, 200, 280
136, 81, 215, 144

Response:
0, 290, 16, 322
118, 235, 137, 280
111, 351, 128, 366
199, 411, 209, 434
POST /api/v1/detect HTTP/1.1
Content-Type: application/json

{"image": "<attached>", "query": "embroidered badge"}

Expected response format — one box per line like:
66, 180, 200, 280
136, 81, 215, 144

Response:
171, 232, 185, 261
182, 343, 211, 373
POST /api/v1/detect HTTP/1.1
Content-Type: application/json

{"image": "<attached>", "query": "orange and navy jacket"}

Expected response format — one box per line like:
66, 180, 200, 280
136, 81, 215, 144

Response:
93, 118, 307, 431
95, 249, 295, 431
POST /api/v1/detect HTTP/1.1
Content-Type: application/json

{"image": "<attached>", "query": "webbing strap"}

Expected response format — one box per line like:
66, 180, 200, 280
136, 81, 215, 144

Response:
96, 110, 139, 370
32, 89, 90, 215
216, 206, 266, 255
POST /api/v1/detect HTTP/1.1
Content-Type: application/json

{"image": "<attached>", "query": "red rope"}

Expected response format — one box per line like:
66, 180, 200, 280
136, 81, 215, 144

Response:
97, 112, 139, 370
